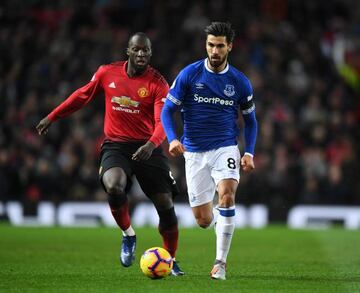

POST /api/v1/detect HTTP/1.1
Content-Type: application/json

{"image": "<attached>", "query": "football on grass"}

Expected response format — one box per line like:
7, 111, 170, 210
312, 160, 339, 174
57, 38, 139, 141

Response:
140, 247, 173, 279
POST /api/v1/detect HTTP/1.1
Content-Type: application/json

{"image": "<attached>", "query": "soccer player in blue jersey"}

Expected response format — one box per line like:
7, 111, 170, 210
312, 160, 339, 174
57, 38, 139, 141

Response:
161, 22, 257, 280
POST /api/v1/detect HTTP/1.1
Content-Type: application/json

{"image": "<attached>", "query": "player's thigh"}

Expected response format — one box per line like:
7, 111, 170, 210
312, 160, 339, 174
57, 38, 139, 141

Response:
99, 148, 132, 193
133, 155, 178, 202
217, 178, 238, 207
184, 151, 216, 208
102, 167, 127, 191
191, 201, 213, 222
210, 145, 241, 186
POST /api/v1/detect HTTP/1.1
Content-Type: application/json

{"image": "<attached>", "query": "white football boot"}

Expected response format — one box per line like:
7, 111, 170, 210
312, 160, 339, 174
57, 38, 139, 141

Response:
210, 262, 226, 280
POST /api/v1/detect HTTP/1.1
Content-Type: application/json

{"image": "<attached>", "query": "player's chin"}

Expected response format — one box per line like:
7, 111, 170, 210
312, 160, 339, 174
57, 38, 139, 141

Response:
134, 62, 148, 70
209, 60, 224, 68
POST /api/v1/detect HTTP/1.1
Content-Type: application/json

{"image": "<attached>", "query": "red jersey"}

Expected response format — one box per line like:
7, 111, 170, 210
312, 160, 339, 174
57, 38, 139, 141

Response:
47, 61, 169, 146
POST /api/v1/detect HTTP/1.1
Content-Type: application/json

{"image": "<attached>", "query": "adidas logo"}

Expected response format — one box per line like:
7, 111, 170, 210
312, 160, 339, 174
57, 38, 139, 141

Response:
109, 82, 116, 88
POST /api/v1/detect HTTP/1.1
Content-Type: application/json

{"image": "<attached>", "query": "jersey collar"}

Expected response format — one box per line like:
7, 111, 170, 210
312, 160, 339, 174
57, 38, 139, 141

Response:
123, 61, 149, 78
204, 58, 229, 74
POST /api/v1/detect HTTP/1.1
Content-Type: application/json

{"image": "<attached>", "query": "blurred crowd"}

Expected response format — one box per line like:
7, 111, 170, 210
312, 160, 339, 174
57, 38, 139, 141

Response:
0, 0, 359, 220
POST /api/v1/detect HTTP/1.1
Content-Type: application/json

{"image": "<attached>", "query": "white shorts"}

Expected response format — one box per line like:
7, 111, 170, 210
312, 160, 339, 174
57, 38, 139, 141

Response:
184, 145, 241, 207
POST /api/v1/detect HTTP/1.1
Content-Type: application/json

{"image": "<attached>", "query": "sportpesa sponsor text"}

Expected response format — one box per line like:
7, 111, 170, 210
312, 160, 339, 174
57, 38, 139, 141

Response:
193, 94, 234, 105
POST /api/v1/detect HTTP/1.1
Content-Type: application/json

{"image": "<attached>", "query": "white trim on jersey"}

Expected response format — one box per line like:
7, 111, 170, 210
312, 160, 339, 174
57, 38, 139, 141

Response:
241, 104, 255, 114
204, 58, 229, 74
166, 93, 182, 105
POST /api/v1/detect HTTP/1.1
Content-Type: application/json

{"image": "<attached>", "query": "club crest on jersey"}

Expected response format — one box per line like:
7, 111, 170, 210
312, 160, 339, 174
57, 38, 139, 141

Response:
138, 87, 149, 98
224, 84, 235, 97
111, 96, 139, 107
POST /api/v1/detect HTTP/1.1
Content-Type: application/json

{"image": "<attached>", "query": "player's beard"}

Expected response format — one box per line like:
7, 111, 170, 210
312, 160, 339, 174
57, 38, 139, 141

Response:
208, 53, 228, 70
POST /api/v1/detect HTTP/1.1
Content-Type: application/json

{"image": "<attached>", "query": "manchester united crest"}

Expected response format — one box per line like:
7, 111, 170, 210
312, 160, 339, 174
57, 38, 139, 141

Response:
138, 87, 149, 98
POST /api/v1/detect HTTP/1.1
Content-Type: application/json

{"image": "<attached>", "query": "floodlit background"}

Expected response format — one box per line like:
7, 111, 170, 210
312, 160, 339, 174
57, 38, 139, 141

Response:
0, 0, 359, 227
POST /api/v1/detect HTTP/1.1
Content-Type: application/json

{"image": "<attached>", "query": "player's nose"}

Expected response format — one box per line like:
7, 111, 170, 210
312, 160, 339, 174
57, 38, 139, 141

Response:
211, 47, 219, 54
137, 49, 146, 56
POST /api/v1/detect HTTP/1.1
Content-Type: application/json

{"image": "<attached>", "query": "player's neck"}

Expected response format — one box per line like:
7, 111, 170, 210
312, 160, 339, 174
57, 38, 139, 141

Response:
207, 59, 228, 73
126, 62, 146, 78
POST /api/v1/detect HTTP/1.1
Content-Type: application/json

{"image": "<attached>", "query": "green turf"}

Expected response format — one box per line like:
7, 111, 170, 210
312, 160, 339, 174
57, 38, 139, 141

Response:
0, 225, 359, 292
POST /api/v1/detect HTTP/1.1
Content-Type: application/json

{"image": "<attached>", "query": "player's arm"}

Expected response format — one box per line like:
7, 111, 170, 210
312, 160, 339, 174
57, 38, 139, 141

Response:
132, 82, 169, 161
241, 111, 257, 171
161, 99, 185, 157
240, 86, 257, 171
36, 66, 104, 135
161, 70, 189, 157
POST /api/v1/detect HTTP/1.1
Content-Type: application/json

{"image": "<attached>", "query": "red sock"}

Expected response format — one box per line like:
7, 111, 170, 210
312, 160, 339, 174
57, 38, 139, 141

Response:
109, 200, 131, 231
159, 225, 179, 258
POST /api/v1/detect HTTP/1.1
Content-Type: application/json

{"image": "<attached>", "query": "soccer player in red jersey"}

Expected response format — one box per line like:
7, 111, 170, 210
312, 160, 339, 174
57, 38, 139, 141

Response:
36, 32, 184, 276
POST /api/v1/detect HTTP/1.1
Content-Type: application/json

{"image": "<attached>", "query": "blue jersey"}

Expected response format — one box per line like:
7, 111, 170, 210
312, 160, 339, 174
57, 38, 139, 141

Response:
166, 59, 255, 152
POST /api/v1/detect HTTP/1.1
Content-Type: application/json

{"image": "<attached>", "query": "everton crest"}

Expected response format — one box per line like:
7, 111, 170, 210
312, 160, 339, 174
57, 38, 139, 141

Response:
224, 84, 235, 97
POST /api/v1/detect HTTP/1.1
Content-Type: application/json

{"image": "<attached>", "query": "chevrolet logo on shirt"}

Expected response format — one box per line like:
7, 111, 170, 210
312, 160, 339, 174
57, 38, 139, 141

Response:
111, 96, 139, 107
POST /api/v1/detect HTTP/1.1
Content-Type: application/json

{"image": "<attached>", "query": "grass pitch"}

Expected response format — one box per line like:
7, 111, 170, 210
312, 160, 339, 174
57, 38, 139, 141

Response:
0, 225, 359, 292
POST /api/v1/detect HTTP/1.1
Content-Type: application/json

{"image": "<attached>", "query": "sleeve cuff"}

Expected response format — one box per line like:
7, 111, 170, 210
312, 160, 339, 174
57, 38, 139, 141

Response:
149, 137, 162, 147
244, 152, 254, 158
47, 113, 57, 122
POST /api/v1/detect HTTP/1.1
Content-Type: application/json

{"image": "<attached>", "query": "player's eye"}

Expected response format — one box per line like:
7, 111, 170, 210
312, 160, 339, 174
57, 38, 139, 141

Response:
132, 47, 150, 53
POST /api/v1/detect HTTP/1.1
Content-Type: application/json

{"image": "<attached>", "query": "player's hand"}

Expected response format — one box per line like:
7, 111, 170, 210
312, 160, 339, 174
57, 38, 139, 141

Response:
241, 154, 255, 172
36, 117, 52, 135
132, 141, 156, 161
169, 139, 185, 157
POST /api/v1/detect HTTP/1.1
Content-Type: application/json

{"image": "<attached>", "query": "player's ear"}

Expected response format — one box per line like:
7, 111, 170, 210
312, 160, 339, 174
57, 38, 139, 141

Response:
228, 43, 233, 52
126, 48, 130, 55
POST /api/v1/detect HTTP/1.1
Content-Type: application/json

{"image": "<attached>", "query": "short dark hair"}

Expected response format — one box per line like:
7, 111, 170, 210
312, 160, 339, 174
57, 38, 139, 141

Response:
128, 32, 150, 47
204, 22, 235, 43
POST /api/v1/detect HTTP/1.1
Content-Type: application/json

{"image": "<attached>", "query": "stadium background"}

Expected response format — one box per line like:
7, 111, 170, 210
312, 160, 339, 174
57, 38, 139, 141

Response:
0, 0, 359, 223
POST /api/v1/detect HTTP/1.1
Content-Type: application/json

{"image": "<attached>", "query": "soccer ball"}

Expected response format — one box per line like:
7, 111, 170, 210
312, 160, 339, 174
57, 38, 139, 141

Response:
140, 247, 173, 279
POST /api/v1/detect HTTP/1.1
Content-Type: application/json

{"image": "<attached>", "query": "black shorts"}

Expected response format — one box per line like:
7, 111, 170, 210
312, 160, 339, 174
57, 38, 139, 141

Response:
99, 141, 179, 197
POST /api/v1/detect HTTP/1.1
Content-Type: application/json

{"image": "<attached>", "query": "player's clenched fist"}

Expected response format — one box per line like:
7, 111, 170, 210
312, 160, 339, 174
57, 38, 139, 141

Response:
169, 139, 186, 157
241, 154, 255, 172
36, 117, 52, 135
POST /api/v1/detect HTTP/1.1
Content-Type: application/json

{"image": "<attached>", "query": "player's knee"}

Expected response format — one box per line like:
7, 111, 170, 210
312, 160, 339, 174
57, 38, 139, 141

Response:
105, 181, 125, 196
158, 206, 177, 229
156, 202, 173, 212
196, 216, 212, 229
107, 183, 127, 208
153, 193, 173, 211
219, 193, 235, 207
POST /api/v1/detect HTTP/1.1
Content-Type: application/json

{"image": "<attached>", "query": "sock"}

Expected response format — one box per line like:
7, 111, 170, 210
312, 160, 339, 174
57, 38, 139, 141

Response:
159, 225, 179, 258
109, 198, 132, 232
215, 206, 235, 263
158, 207, 179, 258
210, 205, 220, 227
122, 226, 135, 237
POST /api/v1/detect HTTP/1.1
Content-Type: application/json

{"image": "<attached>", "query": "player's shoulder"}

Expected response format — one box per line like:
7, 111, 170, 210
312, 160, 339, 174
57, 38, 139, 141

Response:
173, 60, 204, 84
181, 59, 204, 75
228, 64, 252, 88
228, 64, 249, 81
147, 66, 169, 87
101, 61, 126, 72
93, 61, 125, 76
